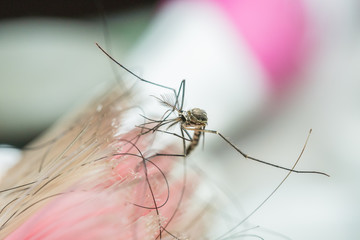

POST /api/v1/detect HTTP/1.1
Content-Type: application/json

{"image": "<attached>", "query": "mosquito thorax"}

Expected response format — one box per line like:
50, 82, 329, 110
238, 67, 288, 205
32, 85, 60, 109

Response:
183, 108, 208, 127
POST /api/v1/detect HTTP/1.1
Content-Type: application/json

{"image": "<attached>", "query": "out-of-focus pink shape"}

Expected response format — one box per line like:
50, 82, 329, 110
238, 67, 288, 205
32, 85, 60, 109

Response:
213, 0, 308, 90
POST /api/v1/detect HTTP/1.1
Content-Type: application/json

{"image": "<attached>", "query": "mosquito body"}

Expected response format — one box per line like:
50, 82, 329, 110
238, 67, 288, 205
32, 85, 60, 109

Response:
163, 102, 208, 155
96, 43, 329, 177
184, 108, 205, 155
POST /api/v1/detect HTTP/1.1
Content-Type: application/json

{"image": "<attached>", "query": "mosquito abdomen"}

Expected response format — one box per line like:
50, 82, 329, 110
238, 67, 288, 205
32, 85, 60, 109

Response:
186, 129, 202, 155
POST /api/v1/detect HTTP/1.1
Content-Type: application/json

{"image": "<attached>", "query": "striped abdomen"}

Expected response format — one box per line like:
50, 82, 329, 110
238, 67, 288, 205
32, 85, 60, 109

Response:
186, 128, 202, 155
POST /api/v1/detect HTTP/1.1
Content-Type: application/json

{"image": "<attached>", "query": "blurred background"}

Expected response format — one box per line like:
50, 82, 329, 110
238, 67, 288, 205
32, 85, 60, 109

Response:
0, 0, 359, 239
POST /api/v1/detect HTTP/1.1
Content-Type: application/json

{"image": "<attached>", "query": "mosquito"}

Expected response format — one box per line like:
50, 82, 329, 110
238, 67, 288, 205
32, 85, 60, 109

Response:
96, 43, 329, 177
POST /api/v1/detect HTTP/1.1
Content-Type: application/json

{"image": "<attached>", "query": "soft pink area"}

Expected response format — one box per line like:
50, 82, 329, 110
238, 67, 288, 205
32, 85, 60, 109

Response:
7, 191, 139, 240
213, 0, 308, 89
6, 132, 192, 239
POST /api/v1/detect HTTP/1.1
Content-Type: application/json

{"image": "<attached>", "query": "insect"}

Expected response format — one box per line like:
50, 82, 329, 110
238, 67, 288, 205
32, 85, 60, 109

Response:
96, 43, 329, 177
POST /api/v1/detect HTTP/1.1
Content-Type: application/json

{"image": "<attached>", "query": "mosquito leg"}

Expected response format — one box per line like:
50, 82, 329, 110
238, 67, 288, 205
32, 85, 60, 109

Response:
177, 79, 186, 111
96, 43, 178, 98
136, 126, 192, 142
183, 128, 193, 142
131, 158, 171, 210
137, 119, 176, 137
119, 133, 188, 240
96, 43, 188, 132
116, 139, 163, 239
153, 128, 188, 240
201, 131, 206, 151
138, 114, 174, 126
147, 152, 186, 160
216, 130, 329, 176
183, 127, 329, 177
215, 129, 314, 239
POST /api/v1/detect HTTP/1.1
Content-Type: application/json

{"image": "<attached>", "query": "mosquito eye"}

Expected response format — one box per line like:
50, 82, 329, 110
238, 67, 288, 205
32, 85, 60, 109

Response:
197, 114, 207, 122
191, 108, 207, 122
200, 115, 208, 122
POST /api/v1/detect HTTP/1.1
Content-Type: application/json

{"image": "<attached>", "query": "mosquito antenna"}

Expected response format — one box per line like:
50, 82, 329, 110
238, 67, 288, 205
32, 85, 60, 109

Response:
216, 129, 314, 240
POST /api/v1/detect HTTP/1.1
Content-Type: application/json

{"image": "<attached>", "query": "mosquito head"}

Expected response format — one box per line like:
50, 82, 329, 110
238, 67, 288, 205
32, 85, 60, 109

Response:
184, 108, 208, 127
